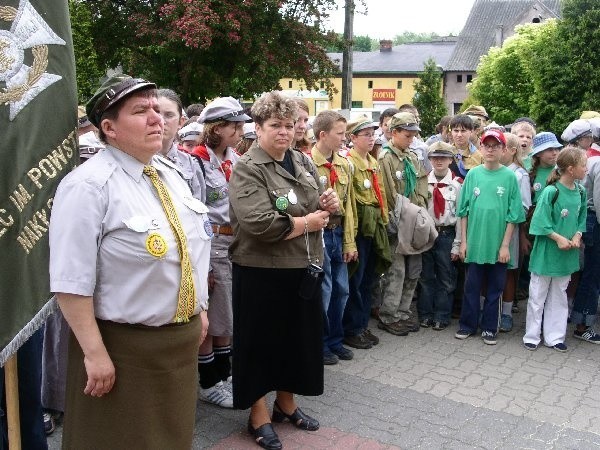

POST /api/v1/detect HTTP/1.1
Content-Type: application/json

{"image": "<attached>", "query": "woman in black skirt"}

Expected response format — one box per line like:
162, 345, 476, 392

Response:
229, 91, 339, 449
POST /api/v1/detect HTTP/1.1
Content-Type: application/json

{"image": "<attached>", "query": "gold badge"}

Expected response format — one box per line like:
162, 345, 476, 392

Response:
146, 233, 168, 258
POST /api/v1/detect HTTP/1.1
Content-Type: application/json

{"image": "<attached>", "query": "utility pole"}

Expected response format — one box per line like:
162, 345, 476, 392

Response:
341, 0, 354, 110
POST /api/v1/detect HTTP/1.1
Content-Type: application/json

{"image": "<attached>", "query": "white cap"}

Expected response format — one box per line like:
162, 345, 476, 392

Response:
177, 122, 203, 141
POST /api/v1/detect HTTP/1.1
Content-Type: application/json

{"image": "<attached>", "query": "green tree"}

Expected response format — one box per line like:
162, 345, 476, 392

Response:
78, 0, 339, 104
393, 31, 440, 45
68, 0, 105, 103
412, 58, 447, 137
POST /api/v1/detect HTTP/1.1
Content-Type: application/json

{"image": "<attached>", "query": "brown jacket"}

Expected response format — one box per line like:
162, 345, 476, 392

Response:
229, 144, 324, 268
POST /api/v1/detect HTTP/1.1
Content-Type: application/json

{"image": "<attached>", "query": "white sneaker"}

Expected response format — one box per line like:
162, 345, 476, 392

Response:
199, 381, 233, 408
222, 376, 233, 393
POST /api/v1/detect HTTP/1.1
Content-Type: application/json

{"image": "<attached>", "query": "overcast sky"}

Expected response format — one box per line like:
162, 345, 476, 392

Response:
325, 0, 476, 39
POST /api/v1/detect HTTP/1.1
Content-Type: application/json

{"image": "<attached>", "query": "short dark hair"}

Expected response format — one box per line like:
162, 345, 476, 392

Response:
450, 114, 474, 131
186, 103, 205, 117
380, 108, 399, 125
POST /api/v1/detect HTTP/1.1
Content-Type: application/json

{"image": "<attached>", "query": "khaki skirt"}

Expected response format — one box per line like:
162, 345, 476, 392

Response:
62, 315, 201, 450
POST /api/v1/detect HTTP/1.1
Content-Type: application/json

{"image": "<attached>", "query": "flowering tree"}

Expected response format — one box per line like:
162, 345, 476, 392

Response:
79, 0, 339, 103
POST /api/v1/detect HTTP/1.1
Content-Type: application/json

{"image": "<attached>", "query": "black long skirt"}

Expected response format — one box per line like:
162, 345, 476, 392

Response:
232, 264, 324, 409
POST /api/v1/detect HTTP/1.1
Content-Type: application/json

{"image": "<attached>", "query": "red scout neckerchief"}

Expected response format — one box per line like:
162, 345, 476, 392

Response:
366, 168, 385, 218
431, 172, 461, 219
323, 161, 339, 187
193, 145, 234, 181
587, 147, 600, 158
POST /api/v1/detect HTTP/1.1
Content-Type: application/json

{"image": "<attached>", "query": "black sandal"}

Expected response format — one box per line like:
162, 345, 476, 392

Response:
271, 400, 320, 431
247, 420, 282, 450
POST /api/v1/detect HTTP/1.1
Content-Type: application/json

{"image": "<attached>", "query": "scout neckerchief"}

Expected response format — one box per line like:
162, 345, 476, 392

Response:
366, 167, 385, 218
587, 147, 600, 158
385, 141, 417, 197
143, 165, 196, 323
431, 171, 458, 219
323, 161, 339, 187
193, 145, 235, 181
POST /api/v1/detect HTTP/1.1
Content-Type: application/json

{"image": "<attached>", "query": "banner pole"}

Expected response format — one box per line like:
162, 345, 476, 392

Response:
5, 355, 21, 450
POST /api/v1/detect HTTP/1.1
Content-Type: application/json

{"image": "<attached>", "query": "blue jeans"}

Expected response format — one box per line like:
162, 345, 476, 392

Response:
343, 233, 375, 336
572, 212, 600, 327
459, 263, 507, 333
0, 328, 48, 450
418, 230, 457, 324
322, 227, 350, 351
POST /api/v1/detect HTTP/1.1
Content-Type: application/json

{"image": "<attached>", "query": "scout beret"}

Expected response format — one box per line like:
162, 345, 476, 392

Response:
346, 115, 379, 135
531, 132, 562, 156
428, 141, 455, 158
388, 112, 420, 132
561, 119, 592, 143
198, 97, 250, 124
86, 75, 156, 128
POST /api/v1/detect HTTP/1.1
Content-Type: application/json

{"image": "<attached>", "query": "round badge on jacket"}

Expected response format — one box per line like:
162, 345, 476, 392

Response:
275, 196, 289, 210
146, 233, 168, 258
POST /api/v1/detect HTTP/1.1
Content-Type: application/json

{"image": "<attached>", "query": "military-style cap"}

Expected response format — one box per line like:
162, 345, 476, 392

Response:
388, 112, 420, 132
531, 132, 561, 157
428, 141, 455, 158
243, 122, 257, 139
78, 131, 105, 160
346, 115, 379, 135
77, 105, 92, 128
480, 129, 506, 145
86, 75, 156, 128
588, 118, 600, 140
484, 121, 505, 132
463, 104, 489, 120
561, 119, 592, 143
512, 117, 537, 127
198, 97, 250, 124
177, 122, 203, 141
580, 111, 600, 120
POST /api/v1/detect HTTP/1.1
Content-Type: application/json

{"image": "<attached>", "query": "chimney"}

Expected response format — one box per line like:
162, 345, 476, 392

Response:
495, 25, 504, 47
379, 40, 392, 52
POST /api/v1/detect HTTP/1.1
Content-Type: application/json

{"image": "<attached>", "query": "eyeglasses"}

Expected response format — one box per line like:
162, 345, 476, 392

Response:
356, 132, 376, 138
481, 143, 503, 150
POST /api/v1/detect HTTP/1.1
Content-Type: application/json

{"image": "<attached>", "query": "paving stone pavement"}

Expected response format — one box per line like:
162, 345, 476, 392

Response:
48, 308, 600, 449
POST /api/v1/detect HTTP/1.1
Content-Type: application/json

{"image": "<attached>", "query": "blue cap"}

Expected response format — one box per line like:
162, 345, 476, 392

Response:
531, 132, 562, 157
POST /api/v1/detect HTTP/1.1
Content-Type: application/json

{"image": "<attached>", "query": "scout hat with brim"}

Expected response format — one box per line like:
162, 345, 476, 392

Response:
86, 75, 156, 128
389, 112, 420, 132
463, 104, 489, 120
346, 115, 379, 135
243, 122, 257, 139
428, 141, 455, 158
198, 97, 251, 124
531, 132, 562, 157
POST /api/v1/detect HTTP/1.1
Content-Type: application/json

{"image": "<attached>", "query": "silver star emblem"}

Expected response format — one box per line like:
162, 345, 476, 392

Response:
0, 0, 65, 120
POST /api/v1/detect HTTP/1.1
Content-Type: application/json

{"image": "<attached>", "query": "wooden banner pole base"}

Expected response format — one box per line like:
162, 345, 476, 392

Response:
5, 354, 21, 450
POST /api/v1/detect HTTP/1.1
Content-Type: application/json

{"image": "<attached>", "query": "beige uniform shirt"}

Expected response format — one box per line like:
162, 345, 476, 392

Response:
347, 149, 389, 226
380, 142, 429, 210
50, 146, 211, 326
229, 144, 324, 268
310, 147, 357, 253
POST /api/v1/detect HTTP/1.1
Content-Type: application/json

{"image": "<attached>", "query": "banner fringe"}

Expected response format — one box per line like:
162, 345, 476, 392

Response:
0, 297, 57, 367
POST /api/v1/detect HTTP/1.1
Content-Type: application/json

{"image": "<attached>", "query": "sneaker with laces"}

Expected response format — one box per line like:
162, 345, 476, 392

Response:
499, 314, 513, 332
523, 342, 538, 351
481, 330, 497, 345
454, 329, 473, 340
199, 381, 234, 408
573, 327, 600, 344
222, 376, 233, 393
344, 333, 372, 349
331, 346, 354, 360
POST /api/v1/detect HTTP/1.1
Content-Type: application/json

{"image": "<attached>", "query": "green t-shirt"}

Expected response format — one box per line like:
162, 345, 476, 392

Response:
523, 154, 532, 172
457, 165, 526, 264
529, 182, 587, 277
532, 166, 554, 204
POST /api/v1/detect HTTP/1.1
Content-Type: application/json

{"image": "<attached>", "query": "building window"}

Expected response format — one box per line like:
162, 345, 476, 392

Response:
466, 74, 473, 83
368, 80, 373, 89
453, 103, 463, 115
351, 101, 363, 108
288, 80, 292, 88
320, 81, 325, 89
397, 80, 403, 89
457, 74, 463, 83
